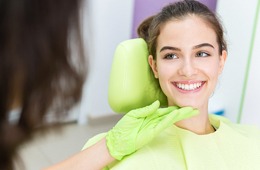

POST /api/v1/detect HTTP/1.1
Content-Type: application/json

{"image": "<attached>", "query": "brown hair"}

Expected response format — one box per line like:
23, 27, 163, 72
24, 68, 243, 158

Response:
137, 0, 227, 59
0, 0, 85, 169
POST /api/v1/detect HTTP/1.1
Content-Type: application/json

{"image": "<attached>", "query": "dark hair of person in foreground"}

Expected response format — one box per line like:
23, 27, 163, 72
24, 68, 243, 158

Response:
0, 0, 86, 169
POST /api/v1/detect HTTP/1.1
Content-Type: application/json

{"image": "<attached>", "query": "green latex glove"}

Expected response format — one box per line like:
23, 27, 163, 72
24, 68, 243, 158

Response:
106, 100, 198, 160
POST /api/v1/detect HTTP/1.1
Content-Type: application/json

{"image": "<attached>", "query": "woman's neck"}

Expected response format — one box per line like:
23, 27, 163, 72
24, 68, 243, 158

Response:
174, 107, 215, 135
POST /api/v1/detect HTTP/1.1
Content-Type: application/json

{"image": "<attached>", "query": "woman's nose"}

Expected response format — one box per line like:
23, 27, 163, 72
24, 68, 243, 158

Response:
178, 59, 198, 77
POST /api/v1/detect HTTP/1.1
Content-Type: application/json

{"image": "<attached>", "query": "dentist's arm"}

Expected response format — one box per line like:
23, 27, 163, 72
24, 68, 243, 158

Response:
43, 137, 114, 170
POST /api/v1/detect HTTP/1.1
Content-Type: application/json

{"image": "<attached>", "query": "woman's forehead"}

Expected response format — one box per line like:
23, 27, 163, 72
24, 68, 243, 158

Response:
157, 16, 218, 49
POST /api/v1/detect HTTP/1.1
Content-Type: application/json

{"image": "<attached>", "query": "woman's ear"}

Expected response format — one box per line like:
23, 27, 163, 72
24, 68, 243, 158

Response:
148, 55, 158, 78
218, 50, 227, 75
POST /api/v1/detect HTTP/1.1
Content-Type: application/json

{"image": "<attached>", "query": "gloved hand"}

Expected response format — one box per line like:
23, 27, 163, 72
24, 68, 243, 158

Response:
106, 100, 198, 160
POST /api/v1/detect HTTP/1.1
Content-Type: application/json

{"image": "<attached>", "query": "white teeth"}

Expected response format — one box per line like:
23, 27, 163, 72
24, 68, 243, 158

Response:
176, 82, 202, 91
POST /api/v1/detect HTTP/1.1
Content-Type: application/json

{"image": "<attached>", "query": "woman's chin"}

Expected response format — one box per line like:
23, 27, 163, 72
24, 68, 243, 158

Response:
172, 101, 201, 109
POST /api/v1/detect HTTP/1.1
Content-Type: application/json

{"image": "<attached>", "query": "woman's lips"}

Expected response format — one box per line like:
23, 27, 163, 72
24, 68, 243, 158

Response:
173, 81, 206, 92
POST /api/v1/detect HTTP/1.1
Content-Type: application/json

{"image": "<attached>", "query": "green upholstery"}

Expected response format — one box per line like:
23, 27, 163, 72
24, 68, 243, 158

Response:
108, 38, 167, 113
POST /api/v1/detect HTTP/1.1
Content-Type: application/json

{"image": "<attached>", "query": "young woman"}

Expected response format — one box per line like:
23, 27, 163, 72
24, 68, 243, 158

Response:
80, 0, 260, 169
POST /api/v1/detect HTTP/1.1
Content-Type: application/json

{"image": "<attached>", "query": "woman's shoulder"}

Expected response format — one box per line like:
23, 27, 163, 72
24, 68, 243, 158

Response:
212, 114, 260, 140
231, 123, 260, 139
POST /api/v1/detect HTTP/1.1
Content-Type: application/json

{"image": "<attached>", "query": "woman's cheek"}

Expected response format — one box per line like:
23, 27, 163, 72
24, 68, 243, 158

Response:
157, 65, 176, 97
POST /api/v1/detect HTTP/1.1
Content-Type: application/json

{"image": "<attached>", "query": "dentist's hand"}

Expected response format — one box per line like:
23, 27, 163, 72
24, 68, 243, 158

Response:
106, 100, 198, 160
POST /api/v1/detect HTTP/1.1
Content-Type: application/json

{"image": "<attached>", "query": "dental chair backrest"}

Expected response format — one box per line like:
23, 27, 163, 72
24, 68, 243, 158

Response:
108, 38, 167, 114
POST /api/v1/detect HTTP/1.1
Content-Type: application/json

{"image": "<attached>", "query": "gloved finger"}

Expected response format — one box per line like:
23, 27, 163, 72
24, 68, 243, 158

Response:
169, 107, 199, 123
153, 113, 177, 133
155, 106, 179, 117
145, 106, 179, 122
154, 107, 198, 132
127, 100, 160, 118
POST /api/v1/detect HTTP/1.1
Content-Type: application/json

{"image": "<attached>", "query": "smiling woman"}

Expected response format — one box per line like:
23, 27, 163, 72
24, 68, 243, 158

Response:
145, 4, 227, 135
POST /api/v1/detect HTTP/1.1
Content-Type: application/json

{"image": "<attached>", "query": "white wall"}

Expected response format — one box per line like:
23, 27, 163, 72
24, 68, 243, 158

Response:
210, 0, 259, 122
240, 1, 260, 127
78, 0, 135, 123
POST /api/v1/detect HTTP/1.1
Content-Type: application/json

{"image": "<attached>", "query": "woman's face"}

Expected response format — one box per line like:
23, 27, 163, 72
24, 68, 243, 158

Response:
149, 15, 227, 109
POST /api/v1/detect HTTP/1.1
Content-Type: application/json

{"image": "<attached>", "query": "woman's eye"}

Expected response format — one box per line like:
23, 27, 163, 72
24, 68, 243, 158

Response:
164, 53, 178, 59
196, 52, 210, 57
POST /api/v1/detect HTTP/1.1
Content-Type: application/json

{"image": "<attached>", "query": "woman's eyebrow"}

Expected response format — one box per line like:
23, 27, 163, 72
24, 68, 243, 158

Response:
193, 43, 214, 49
160, 46, 181, 52
159, 43, 214, 52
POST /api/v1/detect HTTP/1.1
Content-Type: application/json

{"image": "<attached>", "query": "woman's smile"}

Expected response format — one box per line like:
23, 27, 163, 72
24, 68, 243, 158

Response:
172, 81, 206, 93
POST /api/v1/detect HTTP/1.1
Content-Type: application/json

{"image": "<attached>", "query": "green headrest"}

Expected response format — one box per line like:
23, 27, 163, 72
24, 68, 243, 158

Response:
108, 38, 167, 114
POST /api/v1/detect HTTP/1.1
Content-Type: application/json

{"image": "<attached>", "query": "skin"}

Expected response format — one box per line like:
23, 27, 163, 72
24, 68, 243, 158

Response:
149, 15, 227, 135
43, 138, 115, 170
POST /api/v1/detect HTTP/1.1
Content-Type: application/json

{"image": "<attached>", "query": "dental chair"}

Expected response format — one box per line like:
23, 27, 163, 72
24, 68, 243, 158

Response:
108, 38, 167, 114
